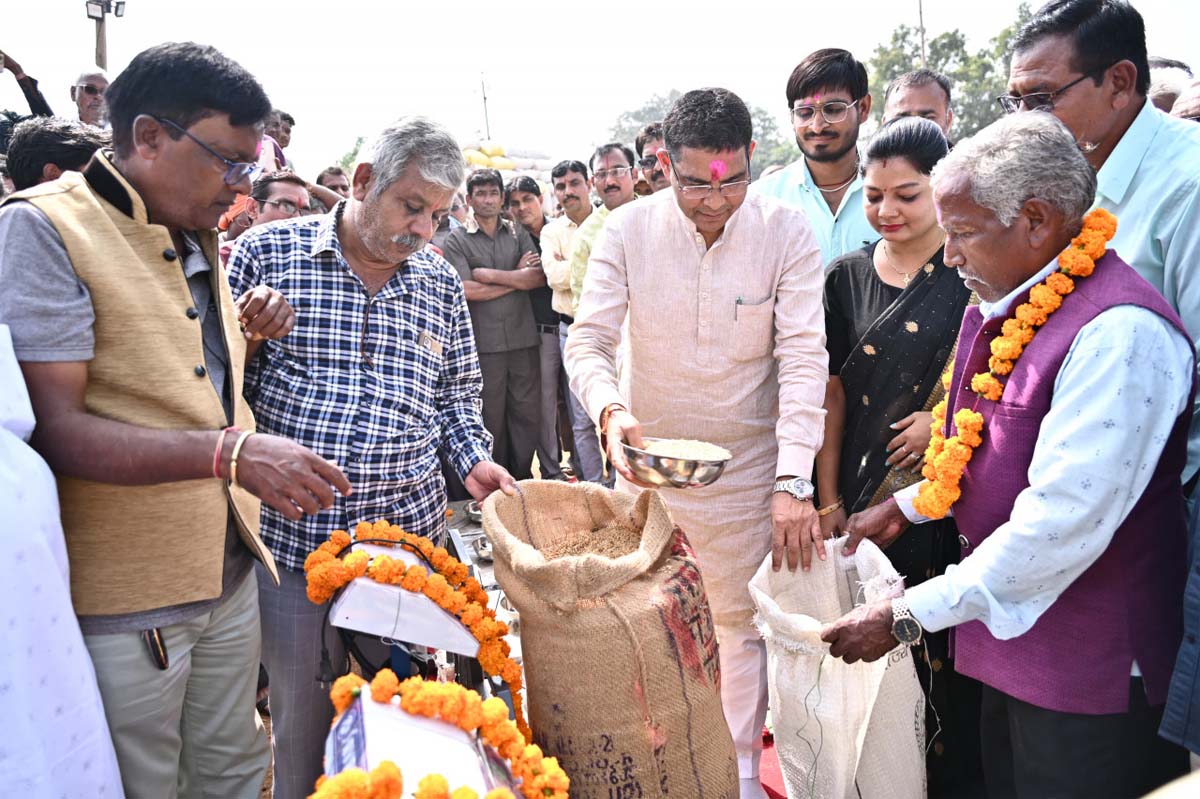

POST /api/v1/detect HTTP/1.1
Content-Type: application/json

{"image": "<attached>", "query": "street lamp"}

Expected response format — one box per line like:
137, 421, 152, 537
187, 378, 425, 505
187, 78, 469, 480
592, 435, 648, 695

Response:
84, 1, 127, 70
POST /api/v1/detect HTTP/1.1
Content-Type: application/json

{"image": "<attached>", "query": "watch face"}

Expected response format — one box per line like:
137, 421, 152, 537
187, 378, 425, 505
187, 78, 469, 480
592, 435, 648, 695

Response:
893, 617, 922, 645
788, 479, 814, 500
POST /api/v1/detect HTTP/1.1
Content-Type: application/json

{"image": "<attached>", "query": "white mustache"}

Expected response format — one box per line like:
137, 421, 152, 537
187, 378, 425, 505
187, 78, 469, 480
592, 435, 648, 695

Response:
391, 234, 425, 250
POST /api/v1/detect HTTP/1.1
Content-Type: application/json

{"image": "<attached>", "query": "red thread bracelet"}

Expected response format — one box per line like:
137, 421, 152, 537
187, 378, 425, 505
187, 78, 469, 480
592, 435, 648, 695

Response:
213, 426, 240, 479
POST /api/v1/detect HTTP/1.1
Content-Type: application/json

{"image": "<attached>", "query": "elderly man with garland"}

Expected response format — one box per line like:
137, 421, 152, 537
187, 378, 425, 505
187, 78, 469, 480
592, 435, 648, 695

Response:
822, 112, 1193, 798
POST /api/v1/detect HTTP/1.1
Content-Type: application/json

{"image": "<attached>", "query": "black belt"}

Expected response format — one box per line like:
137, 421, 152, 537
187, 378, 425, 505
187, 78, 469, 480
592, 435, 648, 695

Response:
559, 314, 574, 325
536, 323, 559, 334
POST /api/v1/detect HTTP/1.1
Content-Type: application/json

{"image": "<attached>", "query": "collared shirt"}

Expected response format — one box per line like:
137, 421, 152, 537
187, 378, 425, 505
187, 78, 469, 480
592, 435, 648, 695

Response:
564, 188, 827, 619
523, 217, 558, 327
895, 260, 1193, 639
1093, 99, 1200, 482
226, 205, 493, 571
540, 214, 584, 316
750, 156, 876, 269
443, 219, 540, 353
568, 205, 611, 315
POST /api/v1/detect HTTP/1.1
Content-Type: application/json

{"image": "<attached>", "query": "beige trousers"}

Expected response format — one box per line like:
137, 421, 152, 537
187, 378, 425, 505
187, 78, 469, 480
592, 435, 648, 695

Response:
84, 571, 269, 799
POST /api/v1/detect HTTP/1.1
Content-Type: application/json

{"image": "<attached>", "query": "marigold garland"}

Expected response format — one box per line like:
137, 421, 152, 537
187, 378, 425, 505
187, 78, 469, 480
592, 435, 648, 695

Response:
304, 521, 531, 742
314, 670, 568, 799
913, 209, 1117, 519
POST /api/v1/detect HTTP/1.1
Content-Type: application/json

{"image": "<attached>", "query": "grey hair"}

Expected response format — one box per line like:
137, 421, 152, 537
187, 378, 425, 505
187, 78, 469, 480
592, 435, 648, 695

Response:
74, 69, 108, 84
930, 113, 1096, 228
355, 115, 465, 197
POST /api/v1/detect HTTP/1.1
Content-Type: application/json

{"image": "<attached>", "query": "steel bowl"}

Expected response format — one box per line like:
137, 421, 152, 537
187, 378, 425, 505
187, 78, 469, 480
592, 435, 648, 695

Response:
464, 500, 483, 524
620, 437, 731, 489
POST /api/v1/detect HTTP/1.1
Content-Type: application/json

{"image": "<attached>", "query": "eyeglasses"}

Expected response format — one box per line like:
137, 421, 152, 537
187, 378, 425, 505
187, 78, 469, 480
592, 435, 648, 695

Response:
672, 173, 752, 200
638, 155, 660, 170
152, 115, 263, 186
593, 166, 634, 181
996, 69, 1106, 114
791, 98, 860, 126
261, 198, 301, 216
75, 83, 105, 97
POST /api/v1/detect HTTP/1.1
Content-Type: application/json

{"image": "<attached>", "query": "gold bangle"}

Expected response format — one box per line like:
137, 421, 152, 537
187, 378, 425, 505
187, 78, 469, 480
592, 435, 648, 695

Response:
817, 497, 844, 517
229, 431, 255, 487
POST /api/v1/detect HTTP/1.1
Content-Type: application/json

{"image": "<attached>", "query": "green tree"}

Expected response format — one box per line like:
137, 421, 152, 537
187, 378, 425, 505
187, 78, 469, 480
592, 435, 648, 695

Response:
868, 4, 1032, 140
339, 136, 365, 172
609, 92, 794, 179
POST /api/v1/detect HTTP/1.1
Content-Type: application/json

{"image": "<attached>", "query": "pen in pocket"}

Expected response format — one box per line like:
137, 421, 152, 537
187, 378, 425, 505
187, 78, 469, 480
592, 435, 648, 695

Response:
735, 295, 743, 320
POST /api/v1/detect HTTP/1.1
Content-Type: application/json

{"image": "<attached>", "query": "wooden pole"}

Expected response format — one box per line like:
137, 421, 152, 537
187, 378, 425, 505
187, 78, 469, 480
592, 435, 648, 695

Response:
95, 15, 107, 70
918, 0, 928, 67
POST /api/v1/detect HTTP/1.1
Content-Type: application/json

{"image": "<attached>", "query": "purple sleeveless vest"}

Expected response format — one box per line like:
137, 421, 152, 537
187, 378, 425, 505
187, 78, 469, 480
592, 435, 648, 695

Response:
945, 251, 1192, 715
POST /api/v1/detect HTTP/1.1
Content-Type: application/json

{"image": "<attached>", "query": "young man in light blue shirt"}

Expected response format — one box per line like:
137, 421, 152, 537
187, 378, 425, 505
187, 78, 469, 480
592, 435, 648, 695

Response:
751, 48, 877, 269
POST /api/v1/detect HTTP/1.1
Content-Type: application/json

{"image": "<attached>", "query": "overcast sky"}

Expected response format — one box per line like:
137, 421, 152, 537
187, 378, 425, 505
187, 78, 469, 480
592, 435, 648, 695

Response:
3, 0, 1196, 176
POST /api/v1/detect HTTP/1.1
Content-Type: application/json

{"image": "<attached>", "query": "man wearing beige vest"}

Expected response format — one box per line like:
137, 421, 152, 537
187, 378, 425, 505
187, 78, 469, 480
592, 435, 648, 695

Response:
0, 43, 350, 799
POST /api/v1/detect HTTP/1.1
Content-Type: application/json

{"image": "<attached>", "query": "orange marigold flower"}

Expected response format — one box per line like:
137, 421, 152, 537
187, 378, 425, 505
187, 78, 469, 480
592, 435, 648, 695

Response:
344, 550, 370, 578
330, 530, 352, 550
304, 548, 335, 574
941, 364, 954, 391
1029, 284, 1063, 313
1084, 207, 1118, 240
988, 356, 1014, 375
370, 668, 400, 704
400, 565, 428, 592
414, 774, 450, 799
1072, 228, 1107, 260
1045, 272, 1075, 296
970, 372, 1004, 401
1015, 302, 1049, 327
1058, 248, 1094, 277
367, 760, 403, 799
990, 336, 1023, 361
354, 521, 374, 539
330, 673, 366, 715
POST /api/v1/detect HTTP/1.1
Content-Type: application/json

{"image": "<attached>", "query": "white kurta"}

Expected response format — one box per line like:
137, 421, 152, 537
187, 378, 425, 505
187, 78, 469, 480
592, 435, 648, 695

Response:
565, 189, 828, 624
0, 325, 125, 798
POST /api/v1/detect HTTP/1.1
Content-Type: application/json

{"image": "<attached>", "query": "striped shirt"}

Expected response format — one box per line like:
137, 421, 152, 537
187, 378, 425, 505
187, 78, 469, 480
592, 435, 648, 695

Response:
227, 204, 493, 570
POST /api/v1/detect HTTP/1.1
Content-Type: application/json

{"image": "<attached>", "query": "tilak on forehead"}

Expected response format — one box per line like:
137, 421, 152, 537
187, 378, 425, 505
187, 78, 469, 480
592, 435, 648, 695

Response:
709, 159, 727, 180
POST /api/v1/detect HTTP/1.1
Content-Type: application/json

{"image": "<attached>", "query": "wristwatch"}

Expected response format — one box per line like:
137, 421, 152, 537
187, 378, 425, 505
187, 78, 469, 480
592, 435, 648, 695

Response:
891, 596, 923, 645
772, 477, 814, 502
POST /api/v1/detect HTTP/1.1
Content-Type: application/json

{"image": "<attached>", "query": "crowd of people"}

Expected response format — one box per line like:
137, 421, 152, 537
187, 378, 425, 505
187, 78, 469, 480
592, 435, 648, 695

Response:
2, 0, 1200, 798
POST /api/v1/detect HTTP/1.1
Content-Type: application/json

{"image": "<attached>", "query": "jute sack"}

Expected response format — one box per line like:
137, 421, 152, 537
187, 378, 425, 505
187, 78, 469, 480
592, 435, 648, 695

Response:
484, 480, 738, 799
749, 538, 926, 799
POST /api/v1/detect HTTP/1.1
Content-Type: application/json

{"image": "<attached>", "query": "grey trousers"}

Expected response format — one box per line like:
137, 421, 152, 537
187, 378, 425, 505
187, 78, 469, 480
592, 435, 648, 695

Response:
478, 345, 541, 480
85, 571, 269, 799
257, 565, 390, 799
559, 321, 607, 483
536, 328, 565, 478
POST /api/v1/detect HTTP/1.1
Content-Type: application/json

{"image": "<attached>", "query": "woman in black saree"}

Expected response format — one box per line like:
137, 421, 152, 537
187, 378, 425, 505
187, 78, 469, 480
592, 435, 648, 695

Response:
815, 117, 983, 798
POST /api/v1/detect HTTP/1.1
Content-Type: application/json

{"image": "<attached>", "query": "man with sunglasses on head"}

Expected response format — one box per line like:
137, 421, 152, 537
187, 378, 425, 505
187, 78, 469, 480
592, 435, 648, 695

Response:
1003, 0, 1200, 760
566, 88, 827, 799
0, 42, 352, 798
635, 121, 670, 195
752, 48, 877, 269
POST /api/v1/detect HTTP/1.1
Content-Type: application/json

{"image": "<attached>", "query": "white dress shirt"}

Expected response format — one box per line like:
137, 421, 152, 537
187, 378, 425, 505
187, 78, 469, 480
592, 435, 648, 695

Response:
895, 261, 1194, 640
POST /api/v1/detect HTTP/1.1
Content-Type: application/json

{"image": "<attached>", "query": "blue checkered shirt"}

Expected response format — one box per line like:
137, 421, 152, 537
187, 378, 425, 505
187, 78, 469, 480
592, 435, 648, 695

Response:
227, 207, 493, 571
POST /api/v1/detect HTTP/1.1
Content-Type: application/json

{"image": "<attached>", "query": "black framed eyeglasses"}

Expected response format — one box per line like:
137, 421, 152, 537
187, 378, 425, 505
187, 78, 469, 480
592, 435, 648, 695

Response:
152, 115, 263, 186
261, 198, 302, 216
996, 69, 1107, 114
638, 155, 660, 170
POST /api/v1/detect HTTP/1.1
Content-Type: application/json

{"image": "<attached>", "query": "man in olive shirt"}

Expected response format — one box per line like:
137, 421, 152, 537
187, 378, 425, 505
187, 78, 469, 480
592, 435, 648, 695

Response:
444, 168, 544, 479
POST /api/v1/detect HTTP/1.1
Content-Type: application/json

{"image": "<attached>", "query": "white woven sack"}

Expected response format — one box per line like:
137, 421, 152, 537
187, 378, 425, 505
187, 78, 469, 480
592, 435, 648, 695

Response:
749, 538, 926, 799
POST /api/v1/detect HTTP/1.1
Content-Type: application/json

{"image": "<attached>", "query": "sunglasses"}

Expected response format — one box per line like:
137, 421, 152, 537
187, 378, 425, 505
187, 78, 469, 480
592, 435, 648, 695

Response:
153, 116, 262, 186
76, 83, 106, 97
638, 155, 661, 170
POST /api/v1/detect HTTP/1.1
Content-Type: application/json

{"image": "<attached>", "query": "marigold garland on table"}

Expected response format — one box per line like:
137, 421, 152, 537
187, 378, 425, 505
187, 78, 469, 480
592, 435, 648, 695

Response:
913, 209, 1117, 519
316, 670, 568, 799
304, 521, 531, 742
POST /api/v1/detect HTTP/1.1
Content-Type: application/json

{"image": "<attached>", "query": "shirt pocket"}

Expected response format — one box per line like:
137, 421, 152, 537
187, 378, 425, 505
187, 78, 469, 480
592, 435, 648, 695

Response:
732, 296, 775, 361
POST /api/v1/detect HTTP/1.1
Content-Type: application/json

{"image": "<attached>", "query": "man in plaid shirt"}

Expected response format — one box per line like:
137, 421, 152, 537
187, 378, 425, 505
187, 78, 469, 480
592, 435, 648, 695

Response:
227, 115, 514, 799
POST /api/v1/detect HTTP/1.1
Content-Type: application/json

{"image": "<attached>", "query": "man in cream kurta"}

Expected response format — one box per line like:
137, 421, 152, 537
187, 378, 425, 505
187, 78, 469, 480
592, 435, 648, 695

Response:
565, 88, 827, 797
